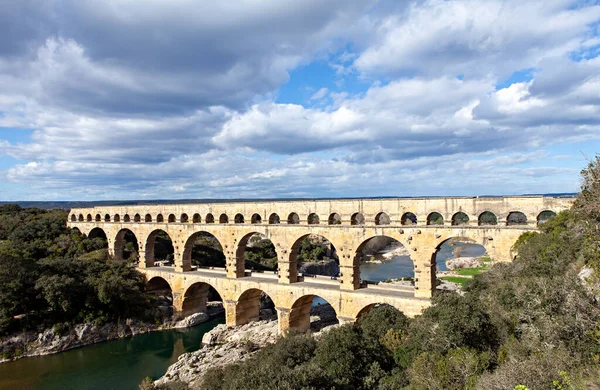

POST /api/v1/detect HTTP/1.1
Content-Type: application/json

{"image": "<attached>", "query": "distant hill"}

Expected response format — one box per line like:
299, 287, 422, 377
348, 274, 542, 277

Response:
0, 193, 578, 210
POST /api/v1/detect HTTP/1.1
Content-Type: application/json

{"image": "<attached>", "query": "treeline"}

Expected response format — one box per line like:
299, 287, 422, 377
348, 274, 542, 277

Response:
193, 158, 600, 389
0, 205, 150, 338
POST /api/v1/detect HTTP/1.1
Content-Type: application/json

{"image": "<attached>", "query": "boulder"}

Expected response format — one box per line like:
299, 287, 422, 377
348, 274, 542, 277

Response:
174, 313, 209, 329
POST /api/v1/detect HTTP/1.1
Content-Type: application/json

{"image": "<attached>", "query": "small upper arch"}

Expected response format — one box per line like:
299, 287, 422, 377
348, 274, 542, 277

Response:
401, 212, 417, 225
114, 214, 121, 222
219, 213, 229, 224
451, 212, 469, 226
537, 210, 557, 226
308, 213, 320, 225
192, 213, 201, 223
206, 213, 215, 223
507, 211, 527, 226
478, 211, 498, 226
134, 213, 141, 222
351, 212, 365, 225
124, 214, 130, 222
251, 213, 262, 224
145, 214, 152, 222
86, 214, 92, 222
269, 213, 280, 224
168, 214, 176, 223
235, 213, 245, 224
287, 212, 300, 224
180, 213, 189, 223
71, 214, 77, 222
104, 214, 111, 222
328, 213, 341, 225
427, 212, 443, 225
375, 212, 390, 225
95, 214, 101, 222
156, 214, 164, 223
78, 214, 84, 222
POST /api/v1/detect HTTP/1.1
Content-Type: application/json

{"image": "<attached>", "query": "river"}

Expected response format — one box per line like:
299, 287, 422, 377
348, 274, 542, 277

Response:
0, 318, 224, 390
361, 240, 487, 282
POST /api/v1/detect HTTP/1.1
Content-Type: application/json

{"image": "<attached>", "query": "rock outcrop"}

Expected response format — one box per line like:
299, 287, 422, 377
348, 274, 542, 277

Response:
298, 258, 340, 276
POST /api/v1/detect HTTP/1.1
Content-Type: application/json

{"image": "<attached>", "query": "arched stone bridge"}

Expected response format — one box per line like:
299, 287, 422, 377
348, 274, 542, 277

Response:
67, 196, 573, 333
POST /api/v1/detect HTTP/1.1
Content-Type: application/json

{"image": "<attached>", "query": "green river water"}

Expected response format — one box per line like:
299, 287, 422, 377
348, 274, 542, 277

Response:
0, 318, 223, 390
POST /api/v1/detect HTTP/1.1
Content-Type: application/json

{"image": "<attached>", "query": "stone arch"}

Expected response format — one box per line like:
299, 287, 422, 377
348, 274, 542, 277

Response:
235, 213, 245, 224
237, 232, 278, 273
146, 277, 173, 319
234, 288, 277, 326
351, 212, 365, 225
451, 212, 469, 226
88, 227, 107, 240
432, 236, 488, 274
181, 282, 223, 317
180, 213, 189, 223
134, 213, 141, 222
95, 214, 101, 222
219, 213, 229, 224
145, 214, 152, 222
478, 211, 498, 226
401, 212, 417, 225
287, 212, 300, 224
114, 214, 120, 222
507, 211, 527, 226
78, 214, 84, 222
290, 234, 338, 282
307, 213, 320, 224
251, 213, 262, 224
168, 214, 176, 223
537, 210, 557, 226
145, 229, 174, 266
157, 214, 164, 223
87, 214, 92, 222
427, 212, 444, 225
375, 212, 390, 225
182, 231, 225, 270
114, 228, 139, 261
104, 213, 111, 222
353, 235, 414, 289
269, 213, 280, 224
206, 213, 215, 223
328, 213, 341, 225
192, 213, 201, 223
124, 214, 131, 222
288, 295, 338, 332
354, 303, 403, 322
71, 214, 77, 222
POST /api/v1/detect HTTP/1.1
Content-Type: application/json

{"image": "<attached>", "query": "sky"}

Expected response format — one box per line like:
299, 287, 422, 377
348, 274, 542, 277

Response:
0, 0, 599, 201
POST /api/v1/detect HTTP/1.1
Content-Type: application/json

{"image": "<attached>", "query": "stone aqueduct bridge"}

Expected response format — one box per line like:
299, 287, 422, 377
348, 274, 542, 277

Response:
67, 196, 572, 333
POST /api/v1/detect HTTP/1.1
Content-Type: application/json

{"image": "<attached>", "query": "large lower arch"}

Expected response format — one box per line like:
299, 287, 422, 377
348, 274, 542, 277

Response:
146, 276, 173, 320
114, 228, 139, 261
432, 236, 488, 276
537, 210, 557, 226
182, 231, 225, 271
233, 288, 276, 326
145, 229, 174, 267
288, 295, 338, 332
353, 235, 414, 288
237, 232, 278, 273
181, 282, 223, 317
88, 227, 107, 240
292, 234, 338, 279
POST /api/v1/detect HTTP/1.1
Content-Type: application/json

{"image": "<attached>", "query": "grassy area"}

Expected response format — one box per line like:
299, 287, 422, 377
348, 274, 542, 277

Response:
441, 276, 471, 286
455, 265, 487, 276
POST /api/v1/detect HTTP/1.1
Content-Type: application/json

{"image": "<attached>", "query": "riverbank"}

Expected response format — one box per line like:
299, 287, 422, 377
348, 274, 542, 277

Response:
0, 309, 222, 364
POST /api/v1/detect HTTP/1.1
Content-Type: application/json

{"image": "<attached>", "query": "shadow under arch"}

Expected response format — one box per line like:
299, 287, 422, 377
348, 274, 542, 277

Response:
353, 235, 414, 290
235, 288, 277, 326
289, 233, 340, 283
288, 294, 339, 332
88, 227, 107, 240
182, 231, 225, 270
181, 282, 223, 317
114, 228, 139, 261
355, 302, 403, 322
237, 232, 278, 274
146, 276, 173, 319
145, 229, 174, 267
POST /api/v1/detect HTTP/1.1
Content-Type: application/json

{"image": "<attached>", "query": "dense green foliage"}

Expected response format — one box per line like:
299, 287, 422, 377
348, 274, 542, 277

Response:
201, 160, 600, 389
244, 235, 277, 271
190, 233, 226, 268
0, 206, 150, 336
297, 237, 330, 263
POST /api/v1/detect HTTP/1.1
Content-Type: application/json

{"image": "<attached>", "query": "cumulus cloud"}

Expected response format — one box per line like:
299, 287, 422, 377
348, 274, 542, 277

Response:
0, 0, 598, 200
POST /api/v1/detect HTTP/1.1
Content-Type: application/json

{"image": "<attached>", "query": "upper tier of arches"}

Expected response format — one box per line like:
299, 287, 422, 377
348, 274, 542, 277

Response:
71, 209, 560, 227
